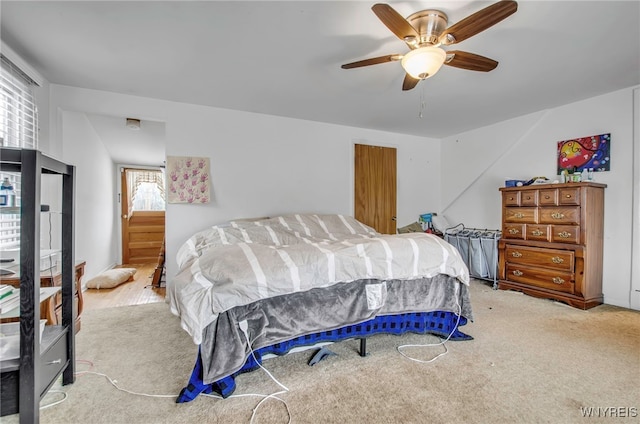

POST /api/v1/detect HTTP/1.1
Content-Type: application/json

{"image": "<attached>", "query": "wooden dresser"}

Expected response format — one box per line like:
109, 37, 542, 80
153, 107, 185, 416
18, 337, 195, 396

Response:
497, 182, 606, 309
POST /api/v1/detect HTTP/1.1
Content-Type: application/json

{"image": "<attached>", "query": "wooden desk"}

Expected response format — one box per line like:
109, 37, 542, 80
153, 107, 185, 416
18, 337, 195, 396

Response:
0, 261, 85, 333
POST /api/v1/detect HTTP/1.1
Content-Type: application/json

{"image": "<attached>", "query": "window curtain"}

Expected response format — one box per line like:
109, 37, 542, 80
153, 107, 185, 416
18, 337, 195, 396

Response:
125, 169, 165, 217
0, 54, 39, 249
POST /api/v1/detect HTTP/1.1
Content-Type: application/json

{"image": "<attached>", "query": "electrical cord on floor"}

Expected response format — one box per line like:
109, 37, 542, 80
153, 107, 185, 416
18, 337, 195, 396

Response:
233, 319, 292, 424
77, 370, 178, 398
40, 390, 68, 409
72, 343, 292, 424
74, 359, 176, 398
396, 281, 463, 363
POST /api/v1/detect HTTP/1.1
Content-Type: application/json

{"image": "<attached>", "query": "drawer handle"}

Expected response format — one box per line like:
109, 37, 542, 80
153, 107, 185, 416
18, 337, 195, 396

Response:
511, 251, 522, 258
45, 359, 62, 365
552, 277, 565, 285
514, 212, 524, 219
544, 195, 550, 199
532, 230, 544, 236
565, 194, 572, 198
558, 231, 572, 238
508, 228, 520, 235
551, 212, 565, 219
512, 270, 523, 277
525, 196, 531, 200
551, 256, 564, 264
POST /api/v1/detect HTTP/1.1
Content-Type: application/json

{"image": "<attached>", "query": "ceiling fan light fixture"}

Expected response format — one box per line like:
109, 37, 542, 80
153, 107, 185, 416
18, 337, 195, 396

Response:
401, 46, 446, 80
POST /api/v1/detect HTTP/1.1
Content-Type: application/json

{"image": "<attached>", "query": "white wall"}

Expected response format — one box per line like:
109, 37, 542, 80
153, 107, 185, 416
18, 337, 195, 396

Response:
632, 87, 640, 309
57, 110, 119, 279
440, 111, 547, 228
441, 86, 639, 308
48, 85, 440, 283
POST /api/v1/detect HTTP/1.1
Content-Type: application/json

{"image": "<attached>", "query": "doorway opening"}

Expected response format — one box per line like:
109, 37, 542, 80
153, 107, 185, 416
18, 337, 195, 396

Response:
120, 168, 166, 265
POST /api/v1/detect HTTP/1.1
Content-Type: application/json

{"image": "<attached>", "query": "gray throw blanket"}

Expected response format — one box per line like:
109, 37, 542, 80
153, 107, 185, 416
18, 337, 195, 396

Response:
200, 274, 472, 384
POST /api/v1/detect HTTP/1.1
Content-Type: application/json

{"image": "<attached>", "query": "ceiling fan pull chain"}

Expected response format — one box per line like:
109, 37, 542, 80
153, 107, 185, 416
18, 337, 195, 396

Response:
418, 84, 426, 118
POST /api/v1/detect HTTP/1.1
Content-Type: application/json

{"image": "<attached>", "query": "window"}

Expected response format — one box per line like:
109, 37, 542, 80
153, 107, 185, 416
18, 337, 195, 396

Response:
0, 54, 39, 249
0, 55, 38, 149
126, 169, 165, 214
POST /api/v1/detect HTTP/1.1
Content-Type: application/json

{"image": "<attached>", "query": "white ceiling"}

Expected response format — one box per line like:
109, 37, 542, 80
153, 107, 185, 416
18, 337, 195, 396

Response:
84, 114, 167, 167
2, 0, 639, 145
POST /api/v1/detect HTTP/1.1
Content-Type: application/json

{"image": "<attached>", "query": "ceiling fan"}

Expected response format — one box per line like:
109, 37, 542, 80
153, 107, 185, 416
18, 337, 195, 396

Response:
341, 1, 518, 91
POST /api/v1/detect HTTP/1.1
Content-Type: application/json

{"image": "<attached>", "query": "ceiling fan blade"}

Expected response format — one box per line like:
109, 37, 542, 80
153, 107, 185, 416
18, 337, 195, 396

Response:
439, 0, 518, 45
372, 3, 419, 42
402, 74, 420, 91
341, 54, 401, 69
445, 51, 498, 72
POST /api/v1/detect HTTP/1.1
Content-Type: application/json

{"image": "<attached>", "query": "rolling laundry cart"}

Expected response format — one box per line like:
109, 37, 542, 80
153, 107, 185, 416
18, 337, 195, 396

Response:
444, 225, 501, 289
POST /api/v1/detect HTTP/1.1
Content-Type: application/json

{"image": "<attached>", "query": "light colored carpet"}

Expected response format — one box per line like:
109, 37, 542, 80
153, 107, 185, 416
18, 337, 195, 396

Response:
3, 279, 639, 423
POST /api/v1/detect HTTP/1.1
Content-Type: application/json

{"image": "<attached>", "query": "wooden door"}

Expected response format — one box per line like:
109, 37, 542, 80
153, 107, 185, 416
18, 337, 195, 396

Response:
121, 169, 165, 264
354, 144, 397, 234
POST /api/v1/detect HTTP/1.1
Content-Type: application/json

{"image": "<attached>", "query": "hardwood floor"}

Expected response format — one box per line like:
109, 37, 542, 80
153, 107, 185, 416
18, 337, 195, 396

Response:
82, 262, 166, 310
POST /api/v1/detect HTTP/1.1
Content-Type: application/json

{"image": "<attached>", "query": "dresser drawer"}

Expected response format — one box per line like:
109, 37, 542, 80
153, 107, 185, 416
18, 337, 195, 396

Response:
551, 225, 580, 244
503, 224, 525, 239
39, 330, 68, 397
539, 207, 580, 225
521, 191, 538, 206
505, 263, 574, 293
539, 189, 558, 206
526, 224, 550, 242
503, 191, 521, 206
504, 245, 574, 271
558, 187, 580, 205
504, 207, 538, 223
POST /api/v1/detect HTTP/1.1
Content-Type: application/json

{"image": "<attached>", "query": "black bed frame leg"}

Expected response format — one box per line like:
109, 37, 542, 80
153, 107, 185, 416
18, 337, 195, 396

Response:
359, 338, 367, 357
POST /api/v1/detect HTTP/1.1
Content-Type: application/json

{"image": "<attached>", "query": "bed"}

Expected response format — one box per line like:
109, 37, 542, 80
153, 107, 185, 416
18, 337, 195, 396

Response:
168, 214, 473, 401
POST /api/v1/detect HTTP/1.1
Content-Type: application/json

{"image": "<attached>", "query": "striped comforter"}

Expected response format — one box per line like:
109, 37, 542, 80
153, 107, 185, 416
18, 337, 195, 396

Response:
169, 214, 470, 344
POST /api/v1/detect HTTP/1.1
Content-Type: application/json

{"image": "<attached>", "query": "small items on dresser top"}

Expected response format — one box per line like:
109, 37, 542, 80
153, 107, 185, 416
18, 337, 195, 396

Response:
559, 166, 596, 183
507, 167, 598, 187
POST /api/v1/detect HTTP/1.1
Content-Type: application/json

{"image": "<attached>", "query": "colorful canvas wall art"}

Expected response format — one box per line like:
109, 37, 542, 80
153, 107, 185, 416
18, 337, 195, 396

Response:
557, 133, 610, 173
166, 156, 211, 204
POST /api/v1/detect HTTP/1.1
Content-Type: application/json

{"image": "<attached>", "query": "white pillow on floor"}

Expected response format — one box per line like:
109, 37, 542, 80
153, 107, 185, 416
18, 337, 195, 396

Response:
86, 268, 136, 289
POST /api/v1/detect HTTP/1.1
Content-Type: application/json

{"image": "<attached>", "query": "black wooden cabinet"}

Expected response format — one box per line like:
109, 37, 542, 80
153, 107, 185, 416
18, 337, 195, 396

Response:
0, 148, 75, 423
